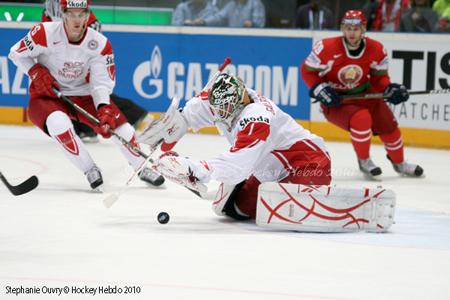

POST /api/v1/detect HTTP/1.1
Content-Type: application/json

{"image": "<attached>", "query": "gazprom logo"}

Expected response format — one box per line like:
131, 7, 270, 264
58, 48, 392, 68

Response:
133, 45, 299, 106
133, 46, 163, 99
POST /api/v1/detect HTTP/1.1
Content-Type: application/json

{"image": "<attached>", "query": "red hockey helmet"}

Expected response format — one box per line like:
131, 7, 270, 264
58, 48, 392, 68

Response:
60, 0, 91, 11
341, 10, 367, 28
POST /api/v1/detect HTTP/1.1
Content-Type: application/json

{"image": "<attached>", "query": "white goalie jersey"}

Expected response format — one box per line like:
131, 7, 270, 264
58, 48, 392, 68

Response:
182, 89, 326, 185
8, 21, 115, 107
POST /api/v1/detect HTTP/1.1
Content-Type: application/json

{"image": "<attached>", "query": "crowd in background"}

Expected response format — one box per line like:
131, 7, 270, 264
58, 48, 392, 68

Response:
2, 0, 450, 32
171, 0, 449, 32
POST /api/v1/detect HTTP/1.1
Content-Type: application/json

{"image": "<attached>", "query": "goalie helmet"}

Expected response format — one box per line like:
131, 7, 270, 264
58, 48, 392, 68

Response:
208, 73, 245, 127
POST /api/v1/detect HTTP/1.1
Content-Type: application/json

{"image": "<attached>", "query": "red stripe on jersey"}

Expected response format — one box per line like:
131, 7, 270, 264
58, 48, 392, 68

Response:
107, 65, 115, 81
16, 40, 27, 53
101, 40, 113, 56
30, 24, 47, 47
230, 122, 270, 152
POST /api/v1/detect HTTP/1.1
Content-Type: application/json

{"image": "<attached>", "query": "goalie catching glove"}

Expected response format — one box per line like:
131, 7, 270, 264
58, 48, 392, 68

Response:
137, 97, 188, 152
154, 151, 211, 193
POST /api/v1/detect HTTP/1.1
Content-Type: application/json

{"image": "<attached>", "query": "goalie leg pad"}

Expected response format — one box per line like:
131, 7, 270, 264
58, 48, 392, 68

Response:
256, 182, 395, 233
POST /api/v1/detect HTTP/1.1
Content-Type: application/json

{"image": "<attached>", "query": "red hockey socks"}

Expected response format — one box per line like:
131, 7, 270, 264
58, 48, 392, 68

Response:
349, 109, 372, 160
380, 128, 404, 164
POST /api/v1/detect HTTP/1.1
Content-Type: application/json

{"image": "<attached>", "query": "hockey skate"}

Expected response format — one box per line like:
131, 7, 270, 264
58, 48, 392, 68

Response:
139, 167, 165, 187
358, 158, 382, 178
387, 155, 424, 177
85, 165, 103, 190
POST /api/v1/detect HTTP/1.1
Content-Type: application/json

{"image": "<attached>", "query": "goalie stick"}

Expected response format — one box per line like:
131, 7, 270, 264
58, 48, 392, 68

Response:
342, 88, 450, 100
0, 171, 39, 196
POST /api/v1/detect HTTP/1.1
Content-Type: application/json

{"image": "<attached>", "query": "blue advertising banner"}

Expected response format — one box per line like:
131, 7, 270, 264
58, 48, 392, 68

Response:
0, 28, 29, 107
0, 27, 312, 120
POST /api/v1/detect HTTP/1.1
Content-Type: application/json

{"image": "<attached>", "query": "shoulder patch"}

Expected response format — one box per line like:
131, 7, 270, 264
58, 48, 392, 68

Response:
29, 24, 47, 47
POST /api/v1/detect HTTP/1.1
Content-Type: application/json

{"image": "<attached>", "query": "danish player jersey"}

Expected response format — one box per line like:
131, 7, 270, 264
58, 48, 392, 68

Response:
182, 89, 325, 184
301, 36, 391, 94
9, 21, 115, 107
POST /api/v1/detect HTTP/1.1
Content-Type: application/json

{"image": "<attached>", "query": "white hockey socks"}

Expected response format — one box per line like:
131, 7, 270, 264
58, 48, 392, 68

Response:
46, 111, 95, 173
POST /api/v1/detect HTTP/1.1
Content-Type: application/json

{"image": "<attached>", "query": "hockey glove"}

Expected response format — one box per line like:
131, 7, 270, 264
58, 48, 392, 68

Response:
310, 83, 342, 107
154, 151, 210, 193
385, 83, 409, 105
28, 64, 59, 98
97, 104, 118, 138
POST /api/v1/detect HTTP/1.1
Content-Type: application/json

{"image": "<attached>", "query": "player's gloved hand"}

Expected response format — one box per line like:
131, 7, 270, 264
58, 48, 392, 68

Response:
154, 151, 210, 193
97, 104, 118, 138
310, 83, 342, 107
28, 64, 60, 98
385, 83, 409, 105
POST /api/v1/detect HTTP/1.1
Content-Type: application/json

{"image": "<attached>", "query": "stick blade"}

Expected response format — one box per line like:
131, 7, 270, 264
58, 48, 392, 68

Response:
0, 173, 39, 196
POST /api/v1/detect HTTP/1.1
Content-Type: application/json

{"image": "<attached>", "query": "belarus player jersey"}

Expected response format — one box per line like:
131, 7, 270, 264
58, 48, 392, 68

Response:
182, 89, 326, 185
301, 36, 391, 94
8, 21, 115, 107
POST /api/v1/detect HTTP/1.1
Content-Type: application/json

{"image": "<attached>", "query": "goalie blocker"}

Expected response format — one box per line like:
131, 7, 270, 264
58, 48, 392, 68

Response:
213, 182, 395, 233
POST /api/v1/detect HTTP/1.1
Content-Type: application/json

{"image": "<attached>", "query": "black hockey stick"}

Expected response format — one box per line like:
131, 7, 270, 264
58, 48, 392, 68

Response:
0, 171, 39, 196
342, 88, 450, 100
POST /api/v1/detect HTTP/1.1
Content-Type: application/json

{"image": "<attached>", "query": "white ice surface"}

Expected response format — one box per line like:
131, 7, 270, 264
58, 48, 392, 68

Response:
0, 125, 449, 300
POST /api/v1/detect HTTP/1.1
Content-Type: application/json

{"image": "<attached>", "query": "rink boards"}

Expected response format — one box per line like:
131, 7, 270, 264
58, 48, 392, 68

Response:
0, 22, 449, 148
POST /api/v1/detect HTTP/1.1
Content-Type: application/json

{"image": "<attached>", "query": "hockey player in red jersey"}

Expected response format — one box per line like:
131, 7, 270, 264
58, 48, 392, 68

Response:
138, 73, 331, 220
41, 0, 148, 143
8, 0, 163, 190
301, 10, 423, 179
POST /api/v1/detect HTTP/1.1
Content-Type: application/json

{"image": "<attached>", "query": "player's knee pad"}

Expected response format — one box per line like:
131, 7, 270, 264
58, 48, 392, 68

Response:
46, 110, 73, 136
114, 122, 135, 141
212, 181, 251, 221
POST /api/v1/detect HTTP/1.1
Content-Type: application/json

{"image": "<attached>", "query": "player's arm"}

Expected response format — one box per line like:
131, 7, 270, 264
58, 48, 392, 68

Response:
87, 39, 118, 137
89, 40, 115, 108
8, 23, 48, 74
9, 23, 59, 97
206, 120, 272, 184
154, 118, 272, 189
369, 45, 391, 92
370, 44, 409, 105
301, 40, 341, 107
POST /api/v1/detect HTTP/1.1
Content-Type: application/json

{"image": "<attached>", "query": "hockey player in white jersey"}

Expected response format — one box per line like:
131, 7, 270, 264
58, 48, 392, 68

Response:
139, 73, 332, 220
8, 0, 163, 190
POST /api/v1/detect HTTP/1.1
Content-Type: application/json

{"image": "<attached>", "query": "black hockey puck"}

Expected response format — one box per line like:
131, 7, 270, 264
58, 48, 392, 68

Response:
157, 212, 170, 224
